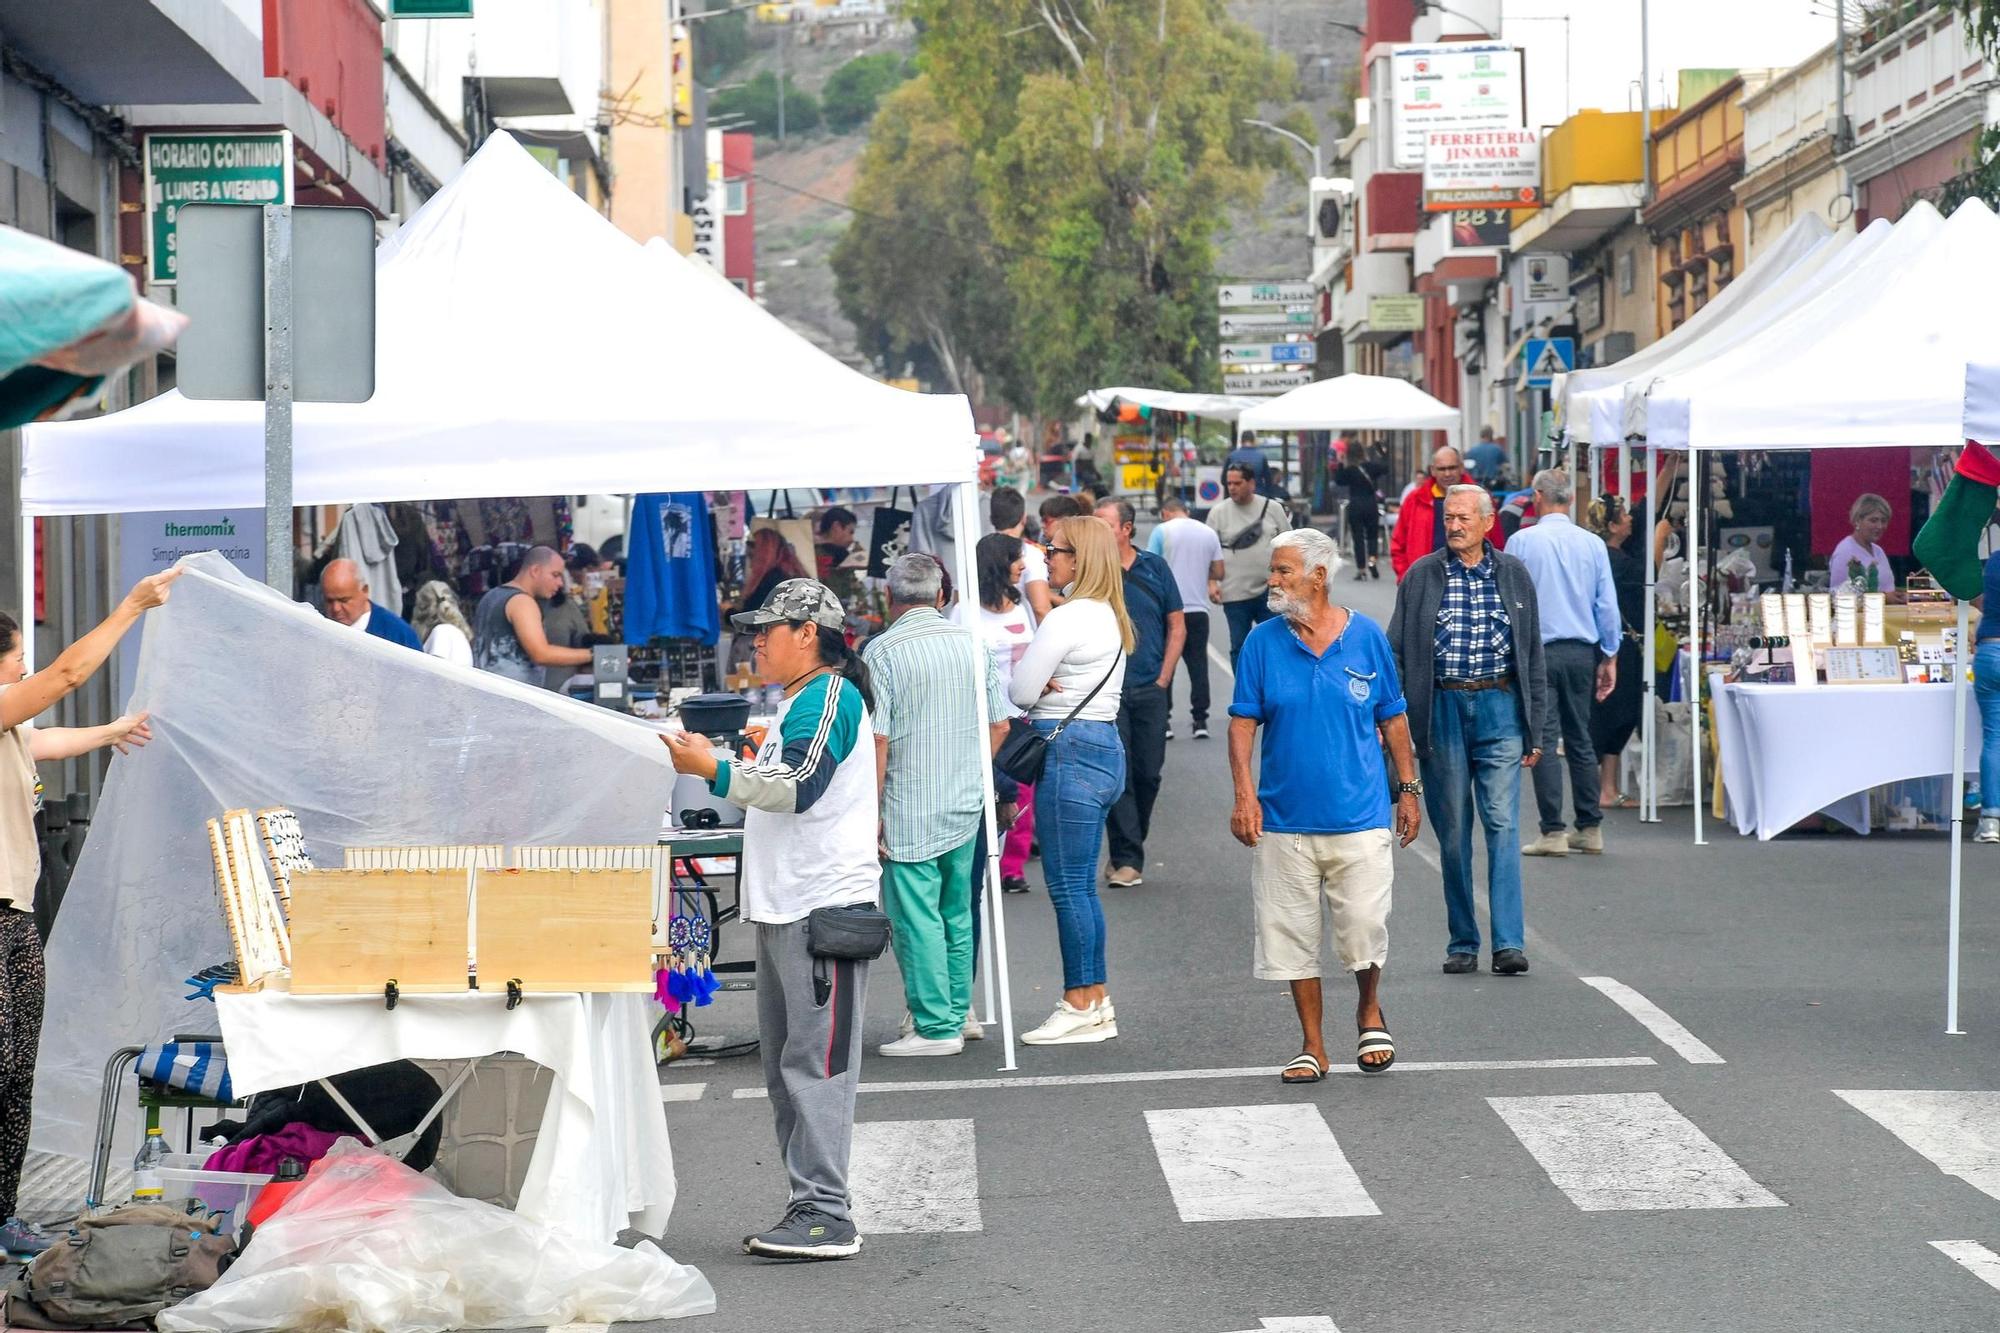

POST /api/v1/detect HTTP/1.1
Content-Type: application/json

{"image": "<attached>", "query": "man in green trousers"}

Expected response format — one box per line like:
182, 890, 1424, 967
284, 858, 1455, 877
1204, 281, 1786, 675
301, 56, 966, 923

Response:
864, 554, 1012, 1056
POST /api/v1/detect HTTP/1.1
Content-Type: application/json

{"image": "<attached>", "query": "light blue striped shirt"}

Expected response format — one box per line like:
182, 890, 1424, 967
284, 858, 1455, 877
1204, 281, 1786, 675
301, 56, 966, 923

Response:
862, 608, 1010, 861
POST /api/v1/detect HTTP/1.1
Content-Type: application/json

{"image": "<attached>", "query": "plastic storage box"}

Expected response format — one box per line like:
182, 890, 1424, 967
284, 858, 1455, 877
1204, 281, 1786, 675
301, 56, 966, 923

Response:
157, 1154, 271, 1241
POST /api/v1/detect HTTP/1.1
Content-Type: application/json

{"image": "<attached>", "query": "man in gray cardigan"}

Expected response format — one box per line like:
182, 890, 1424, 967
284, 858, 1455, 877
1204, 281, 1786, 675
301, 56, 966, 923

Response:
1387, 484, 1547, 976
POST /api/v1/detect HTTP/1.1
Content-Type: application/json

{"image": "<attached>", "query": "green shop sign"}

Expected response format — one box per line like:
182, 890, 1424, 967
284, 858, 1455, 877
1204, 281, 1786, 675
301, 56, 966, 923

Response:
143, 132, 293, 286
388, 0, 474, 15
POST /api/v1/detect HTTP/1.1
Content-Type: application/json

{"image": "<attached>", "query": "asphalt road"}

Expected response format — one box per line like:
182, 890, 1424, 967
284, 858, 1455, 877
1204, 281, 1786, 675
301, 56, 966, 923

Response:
644, 567, 2000, 1333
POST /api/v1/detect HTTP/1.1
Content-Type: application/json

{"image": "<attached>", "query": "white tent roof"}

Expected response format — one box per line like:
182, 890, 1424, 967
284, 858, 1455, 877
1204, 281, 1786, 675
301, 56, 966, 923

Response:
22, 133, 977, 516
1965, 361, 2000, 443
1644, 199, 1999, 451
1554, 213, 1835, 445
1574, 216, 1894, 448
1077, 386, 1261, 422
1236, 373, 1460, 436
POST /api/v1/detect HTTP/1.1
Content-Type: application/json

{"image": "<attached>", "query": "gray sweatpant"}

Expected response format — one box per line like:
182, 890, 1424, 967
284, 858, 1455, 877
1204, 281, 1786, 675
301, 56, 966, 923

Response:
757, 918, 870, 1221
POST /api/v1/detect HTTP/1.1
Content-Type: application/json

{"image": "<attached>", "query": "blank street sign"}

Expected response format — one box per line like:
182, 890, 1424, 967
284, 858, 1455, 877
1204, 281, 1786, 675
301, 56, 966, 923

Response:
176, 204, 375, 403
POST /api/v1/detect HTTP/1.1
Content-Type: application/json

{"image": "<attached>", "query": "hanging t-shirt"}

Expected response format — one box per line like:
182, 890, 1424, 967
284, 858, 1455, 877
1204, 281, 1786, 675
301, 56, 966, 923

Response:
625, 492, 720, 646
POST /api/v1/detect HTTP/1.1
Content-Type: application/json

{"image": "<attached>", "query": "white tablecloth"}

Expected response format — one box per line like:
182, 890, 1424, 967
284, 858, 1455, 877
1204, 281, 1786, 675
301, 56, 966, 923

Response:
213, 990, 674, 1244
1711, 679, 1980, 840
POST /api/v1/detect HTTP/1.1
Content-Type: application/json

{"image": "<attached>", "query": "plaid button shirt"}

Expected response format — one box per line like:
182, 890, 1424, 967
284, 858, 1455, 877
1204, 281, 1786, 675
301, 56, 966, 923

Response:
1433, 546, 1514, 682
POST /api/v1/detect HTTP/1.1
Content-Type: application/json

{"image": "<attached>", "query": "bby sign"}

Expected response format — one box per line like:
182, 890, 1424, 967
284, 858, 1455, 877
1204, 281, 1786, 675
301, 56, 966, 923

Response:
143, 132, 293, 285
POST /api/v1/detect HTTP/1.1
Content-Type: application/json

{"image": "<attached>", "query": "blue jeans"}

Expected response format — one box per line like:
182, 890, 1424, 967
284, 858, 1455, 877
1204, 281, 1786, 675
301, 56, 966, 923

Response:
1420, 687, 1527, 956
1977, 641, 2000, 817
1222, 597, 1274, 665
1032, 718, 1126, 989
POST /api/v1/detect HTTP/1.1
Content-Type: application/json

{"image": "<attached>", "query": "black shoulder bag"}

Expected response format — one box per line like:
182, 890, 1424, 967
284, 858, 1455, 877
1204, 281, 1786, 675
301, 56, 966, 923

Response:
994, 652, 1123, 785
1225, 499, 1276, 550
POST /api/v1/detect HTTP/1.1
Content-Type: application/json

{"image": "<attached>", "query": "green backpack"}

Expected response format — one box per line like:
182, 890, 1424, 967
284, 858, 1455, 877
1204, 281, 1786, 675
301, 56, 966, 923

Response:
3, 1204, 235, 1330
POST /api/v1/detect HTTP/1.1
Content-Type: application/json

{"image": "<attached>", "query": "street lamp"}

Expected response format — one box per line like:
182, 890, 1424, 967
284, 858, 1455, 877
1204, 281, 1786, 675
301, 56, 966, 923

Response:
1243, 118, 1323, 180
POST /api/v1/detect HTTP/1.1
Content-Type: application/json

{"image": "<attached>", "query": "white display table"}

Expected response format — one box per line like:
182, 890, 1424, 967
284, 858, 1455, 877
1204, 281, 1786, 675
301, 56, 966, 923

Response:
1711, 678, 1980, 840
214, 989, 675, 1244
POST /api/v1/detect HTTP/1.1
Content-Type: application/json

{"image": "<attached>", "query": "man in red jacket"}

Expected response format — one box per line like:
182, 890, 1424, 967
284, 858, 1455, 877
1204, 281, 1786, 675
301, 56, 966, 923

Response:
1391, 445, 1505, 579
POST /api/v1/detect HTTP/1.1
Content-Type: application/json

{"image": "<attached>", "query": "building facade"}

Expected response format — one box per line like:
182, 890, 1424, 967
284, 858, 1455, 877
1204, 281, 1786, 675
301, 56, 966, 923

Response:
1735, 43, 1846, 263
1645, 73, 1756, 338
1839, 2, 1998, 224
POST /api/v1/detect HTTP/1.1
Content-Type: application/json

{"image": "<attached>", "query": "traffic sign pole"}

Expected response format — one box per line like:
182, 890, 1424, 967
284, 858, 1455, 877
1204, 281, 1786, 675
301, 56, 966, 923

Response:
263, 205, 293, 593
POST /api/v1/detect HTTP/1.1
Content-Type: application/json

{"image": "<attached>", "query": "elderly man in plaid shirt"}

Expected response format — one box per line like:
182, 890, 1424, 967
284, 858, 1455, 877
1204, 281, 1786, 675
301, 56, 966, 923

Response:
863, 554, 1013, 1056
1388, 484, 1546, 977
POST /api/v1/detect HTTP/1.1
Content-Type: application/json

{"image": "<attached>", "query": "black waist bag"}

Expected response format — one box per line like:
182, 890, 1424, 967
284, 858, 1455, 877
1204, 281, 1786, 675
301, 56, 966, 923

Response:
805, 903, 892, 960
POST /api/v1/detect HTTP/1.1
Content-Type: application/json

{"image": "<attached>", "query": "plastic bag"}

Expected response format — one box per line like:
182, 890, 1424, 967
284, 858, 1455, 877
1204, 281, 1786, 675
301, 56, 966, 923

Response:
155, 1143, 715, 1333
1620, 699, 1694, 807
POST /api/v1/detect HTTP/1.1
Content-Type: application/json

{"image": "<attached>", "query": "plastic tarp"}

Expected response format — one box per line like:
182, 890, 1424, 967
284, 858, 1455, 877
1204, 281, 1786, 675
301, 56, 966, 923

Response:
1646, 199, 2000, 451
156, 1143, 715, 1332
1077, 386, 1263, 421
1235, 373, 1460, 436
30, 554, 686, 1233
1554, 212, 1835, 445
21, 132, 977, 515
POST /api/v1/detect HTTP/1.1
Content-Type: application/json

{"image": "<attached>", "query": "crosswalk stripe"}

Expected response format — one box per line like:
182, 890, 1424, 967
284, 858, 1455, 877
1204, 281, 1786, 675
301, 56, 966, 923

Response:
1488, 1092, 1785, 1211
848, 1118, 982, 1234
1931, 1240, 2000, 1293
1145, 1104, 1380, 1222
1834, 1090, 2000, 1203
1579, 976, 1725, 1064
660, 1082, 707, 1102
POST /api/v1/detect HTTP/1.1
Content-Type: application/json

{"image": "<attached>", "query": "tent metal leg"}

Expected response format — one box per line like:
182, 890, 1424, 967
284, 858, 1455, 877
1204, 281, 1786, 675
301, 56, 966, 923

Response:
1948, 599, 1970, 1035
18, 511, 32, 674
1690, 451, 1704, 846
1642, 445, 1658, 822
950, 481, 1017, 1070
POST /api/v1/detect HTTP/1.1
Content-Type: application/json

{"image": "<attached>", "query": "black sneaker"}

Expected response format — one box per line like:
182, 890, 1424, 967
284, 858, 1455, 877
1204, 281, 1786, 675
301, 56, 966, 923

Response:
1442, 953, 1478, 974
1492, 949, 1530, 976
743, 1202, 862, 1260
1001, 875, 1031, 895
1192, 723, 1211, 739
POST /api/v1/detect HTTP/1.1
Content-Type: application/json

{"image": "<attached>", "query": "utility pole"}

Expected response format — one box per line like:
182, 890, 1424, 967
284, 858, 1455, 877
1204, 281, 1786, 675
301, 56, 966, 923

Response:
777, 25, 786, 145
1639, 0, 1653, 203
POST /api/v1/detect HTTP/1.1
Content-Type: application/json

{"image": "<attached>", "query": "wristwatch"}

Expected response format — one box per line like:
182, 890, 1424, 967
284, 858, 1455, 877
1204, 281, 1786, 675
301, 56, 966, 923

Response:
1392, 780, 1424, 796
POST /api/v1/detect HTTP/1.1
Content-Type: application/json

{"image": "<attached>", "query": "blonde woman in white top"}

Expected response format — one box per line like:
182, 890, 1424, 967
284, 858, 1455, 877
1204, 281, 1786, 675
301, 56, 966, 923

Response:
1008, 516, 1133, 1045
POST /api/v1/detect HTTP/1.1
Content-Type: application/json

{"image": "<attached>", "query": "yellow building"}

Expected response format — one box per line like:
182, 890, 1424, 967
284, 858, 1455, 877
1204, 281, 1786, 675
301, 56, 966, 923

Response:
1646, 73, 1763, 338
605, 0, 694, 252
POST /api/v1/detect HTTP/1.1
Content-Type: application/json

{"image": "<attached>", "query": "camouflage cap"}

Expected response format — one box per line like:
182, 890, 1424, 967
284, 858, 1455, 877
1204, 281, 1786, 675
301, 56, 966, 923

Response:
730, 576, 846, 631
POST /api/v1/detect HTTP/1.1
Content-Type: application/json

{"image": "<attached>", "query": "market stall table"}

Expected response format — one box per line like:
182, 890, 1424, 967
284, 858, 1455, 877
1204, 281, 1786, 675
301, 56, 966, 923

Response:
213, 987, 674, 1245
1710, 678, 1981, 841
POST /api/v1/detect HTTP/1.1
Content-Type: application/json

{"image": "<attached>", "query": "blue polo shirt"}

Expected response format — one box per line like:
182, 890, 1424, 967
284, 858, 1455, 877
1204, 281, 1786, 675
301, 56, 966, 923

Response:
1228, 609, 1407, 834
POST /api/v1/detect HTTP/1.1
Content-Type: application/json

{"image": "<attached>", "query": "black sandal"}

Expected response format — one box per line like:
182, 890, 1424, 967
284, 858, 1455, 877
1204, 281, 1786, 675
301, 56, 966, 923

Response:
1356, 1026, 1395, 1073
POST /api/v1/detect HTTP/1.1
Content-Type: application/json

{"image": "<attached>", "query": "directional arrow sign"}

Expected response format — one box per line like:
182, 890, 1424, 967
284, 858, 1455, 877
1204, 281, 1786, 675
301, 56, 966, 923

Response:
1225, 371, 1312, 394
1219, 310, 1315, 336
1220, 342, 1318, 365
1218, 281, 1314, 307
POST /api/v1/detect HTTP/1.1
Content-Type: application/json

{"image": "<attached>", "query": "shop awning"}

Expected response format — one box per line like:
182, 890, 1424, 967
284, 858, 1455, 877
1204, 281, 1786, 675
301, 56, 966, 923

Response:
22, 133, 978, 515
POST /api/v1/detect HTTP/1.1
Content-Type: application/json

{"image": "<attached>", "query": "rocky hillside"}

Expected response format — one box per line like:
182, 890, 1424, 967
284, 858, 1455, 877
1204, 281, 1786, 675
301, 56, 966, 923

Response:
745, 1, 1360, 372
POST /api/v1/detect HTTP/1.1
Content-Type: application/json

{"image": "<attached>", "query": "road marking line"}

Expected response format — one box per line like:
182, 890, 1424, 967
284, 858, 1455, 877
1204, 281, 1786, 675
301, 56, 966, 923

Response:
1146, 1104, 1379, 1222
848, 1118, 981, 1233
1250, 1321, 1342, 1333
1835, 1090, 2000, 1203
1488, 1091, 1785, 1211
728, 1055, 1658, 1098
1932, 1240, 2000, 1293
1579, 976, 1725, 1064
659, 1082, 707, 1102
1209, 644, 1235, 679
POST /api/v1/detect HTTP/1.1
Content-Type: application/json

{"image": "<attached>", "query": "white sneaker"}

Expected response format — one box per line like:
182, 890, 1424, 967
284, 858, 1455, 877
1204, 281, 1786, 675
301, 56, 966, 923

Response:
962, 1013, 985, 1040
878, 1032, 965, 1057
1020, 999, 1116, 1045
1165, 724, 1175, 740
1977, 816, 2000, 844
898, 1011, 915, 1038
1094, 996, 1117, 1027
1523, 831, 1570, 857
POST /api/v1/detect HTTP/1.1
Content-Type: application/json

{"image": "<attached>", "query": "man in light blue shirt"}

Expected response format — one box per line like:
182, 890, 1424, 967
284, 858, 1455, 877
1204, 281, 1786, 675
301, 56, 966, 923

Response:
1504, 468, 1621, 856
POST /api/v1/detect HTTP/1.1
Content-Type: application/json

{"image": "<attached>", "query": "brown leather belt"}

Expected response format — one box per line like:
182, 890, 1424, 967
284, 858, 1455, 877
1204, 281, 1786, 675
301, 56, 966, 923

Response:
1437, 674, 1514, 693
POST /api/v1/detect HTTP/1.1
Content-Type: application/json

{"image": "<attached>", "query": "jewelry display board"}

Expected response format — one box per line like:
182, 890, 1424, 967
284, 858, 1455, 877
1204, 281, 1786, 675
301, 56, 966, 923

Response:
474, 868, 655, 994
287, 868, 472, 996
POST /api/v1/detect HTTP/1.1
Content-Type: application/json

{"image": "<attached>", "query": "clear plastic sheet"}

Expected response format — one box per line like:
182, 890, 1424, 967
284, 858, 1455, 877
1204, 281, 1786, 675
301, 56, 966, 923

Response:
155, 1143, 715, 1332
32, 554, 678, 1187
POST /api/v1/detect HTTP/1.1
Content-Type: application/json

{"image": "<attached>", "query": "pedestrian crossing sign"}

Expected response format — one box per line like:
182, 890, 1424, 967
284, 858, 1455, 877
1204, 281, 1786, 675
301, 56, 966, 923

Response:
1524, 337, 1574, 389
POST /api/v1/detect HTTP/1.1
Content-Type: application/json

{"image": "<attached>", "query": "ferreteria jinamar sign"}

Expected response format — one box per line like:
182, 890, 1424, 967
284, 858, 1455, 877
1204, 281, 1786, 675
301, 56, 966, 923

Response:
143, 132, 293, 285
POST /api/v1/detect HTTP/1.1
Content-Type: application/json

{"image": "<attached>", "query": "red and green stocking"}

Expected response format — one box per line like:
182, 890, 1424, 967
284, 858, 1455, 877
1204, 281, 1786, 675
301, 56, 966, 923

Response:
1913, 441, 2000, 600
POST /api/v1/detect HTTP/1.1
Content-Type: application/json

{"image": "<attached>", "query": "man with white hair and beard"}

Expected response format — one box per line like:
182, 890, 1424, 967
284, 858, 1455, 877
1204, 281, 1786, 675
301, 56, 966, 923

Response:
1227, 528, 1423, 1083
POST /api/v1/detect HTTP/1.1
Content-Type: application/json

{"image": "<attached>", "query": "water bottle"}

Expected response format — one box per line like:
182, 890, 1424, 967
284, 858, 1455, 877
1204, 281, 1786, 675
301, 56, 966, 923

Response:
131, 1126, 167, 1202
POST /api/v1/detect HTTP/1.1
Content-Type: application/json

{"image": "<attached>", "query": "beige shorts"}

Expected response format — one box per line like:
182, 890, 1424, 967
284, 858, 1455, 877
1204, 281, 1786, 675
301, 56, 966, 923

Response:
1252, 828, 1394, 979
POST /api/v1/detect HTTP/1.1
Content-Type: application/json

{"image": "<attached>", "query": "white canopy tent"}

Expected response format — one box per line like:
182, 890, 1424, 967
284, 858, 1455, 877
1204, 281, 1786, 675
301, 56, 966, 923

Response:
18, 134, 1027, 1071
1077, 386, 1263, 421
1236, 373, 1460, 437
1555, 213, 1837, 448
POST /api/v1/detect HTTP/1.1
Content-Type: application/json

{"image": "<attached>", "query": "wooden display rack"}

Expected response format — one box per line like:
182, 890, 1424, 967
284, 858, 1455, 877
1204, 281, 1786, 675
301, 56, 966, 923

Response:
287, 868, 471, 997
475, 868, 655, 995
